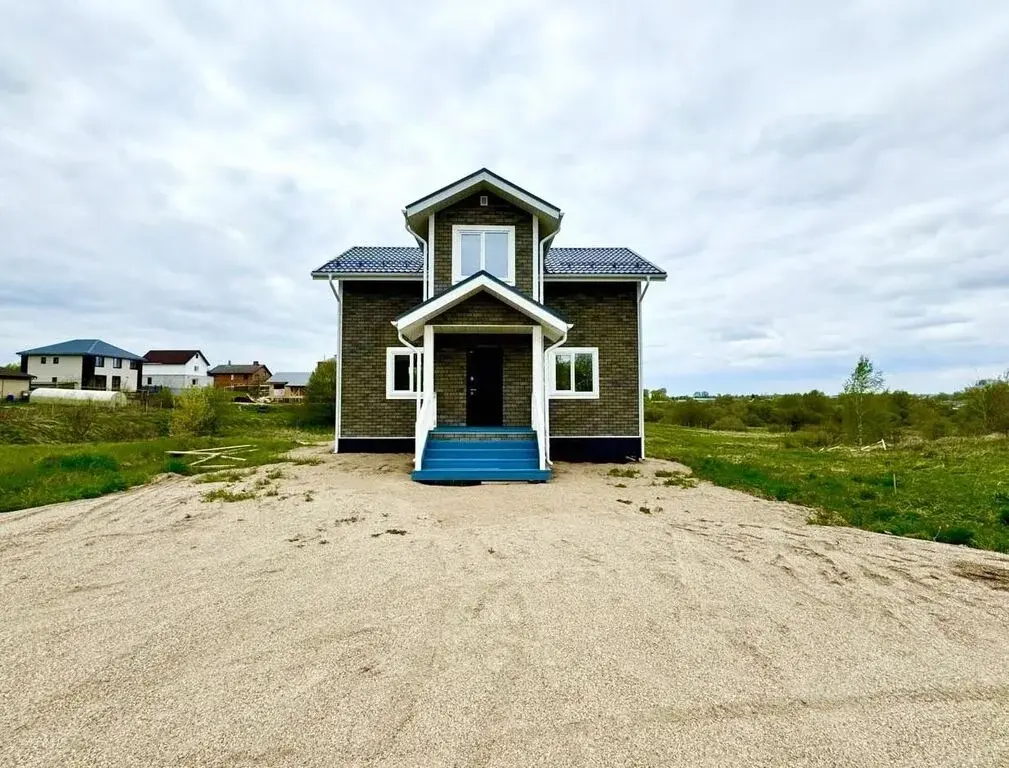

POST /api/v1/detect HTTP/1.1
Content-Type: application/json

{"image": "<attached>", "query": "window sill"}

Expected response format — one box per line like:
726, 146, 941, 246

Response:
549, 391, 600, 400
386, 391, 419, 400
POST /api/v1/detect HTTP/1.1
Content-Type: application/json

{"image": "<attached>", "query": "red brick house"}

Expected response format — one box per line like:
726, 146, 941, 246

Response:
311, 169, 665, 483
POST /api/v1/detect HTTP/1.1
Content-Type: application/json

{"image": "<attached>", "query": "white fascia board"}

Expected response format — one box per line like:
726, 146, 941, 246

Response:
312, 273, 422, 281
543, 274, 667, 282
393, 274, 570, 340
404, 170, 561, 220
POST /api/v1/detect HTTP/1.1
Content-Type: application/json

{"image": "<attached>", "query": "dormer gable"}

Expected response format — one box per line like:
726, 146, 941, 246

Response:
402, 169, 562, 302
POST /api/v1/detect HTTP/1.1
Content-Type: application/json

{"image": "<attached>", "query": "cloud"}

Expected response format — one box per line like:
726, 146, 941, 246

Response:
1, 1, 1007, 393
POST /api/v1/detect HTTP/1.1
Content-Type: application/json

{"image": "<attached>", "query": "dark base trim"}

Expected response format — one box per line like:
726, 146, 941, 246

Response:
339, 438, 413, 453
550, 436, 642, 462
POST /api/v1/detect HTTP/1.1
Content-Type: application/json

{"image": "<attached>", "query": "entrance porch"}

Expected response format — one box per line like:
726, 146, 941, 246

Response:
409, 327, 550, 483
392, 271, 571, 484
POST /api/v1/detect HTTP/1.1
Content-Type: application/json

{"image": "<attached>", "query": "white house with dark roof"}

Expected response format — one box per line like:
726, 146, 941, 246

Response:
310, 168, 666, 484
17, 339, 144, 391
142, 350, 212, 392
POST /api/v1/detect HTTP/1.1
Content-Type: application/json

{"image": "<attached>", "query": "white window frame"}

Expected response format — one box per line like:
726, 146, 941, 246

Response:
548, 347, 600, 399
385, 347, 422, 399
451, 225, 516, 285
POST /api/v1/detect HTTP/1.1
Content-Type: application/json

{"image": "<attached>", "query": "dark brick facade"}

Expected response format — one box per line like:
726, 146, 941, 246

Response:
433, 192, 534, 296
434, 292, 533, 327
337, 279, 640, 444
544, 283, 640, 436
434, 334, 531, 427
341, 281, 422, 437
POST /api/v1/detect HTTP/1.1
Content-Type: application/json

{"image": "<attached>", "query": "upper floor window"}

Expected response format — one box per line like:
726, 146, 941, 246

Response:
113, 358, 123, 369
95, 356, 105, 367
452, 225, 515, 285
40, 357, 47, 364
129, 360, 138, 370
53, 357, 59, 364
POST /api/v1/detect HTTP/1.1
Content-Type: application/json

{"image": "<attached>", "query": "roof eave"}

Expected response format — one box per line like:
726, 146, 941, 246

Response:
311, 272, 422, 281
403, 169, 562, 233
543, 273, 668, 281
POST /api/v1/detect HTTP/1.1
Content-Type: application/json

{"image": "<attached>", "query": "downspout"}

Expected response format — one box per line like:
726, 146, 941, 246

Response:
538, 213, 563, 302
638, 276, 652, 460
396, 328, 423, 421
541, 328, 568, 466
327, 276, 342, 454
403, 211, 427, 300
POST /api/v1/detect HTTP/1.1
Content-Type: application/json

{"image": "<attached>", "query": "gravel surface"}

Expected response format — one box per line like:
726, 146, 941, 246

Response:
2, 449, 1008, 767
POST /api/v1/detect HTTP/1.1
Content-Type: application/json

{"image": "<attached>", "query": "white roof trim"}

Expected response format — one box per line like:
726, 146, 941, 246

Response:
404, 170, 561, 220
393, 273, 571, 341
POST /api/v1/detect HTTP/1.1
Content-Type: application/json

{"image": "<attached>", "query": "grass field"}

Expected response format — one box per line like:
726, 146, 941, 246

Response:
646, 424, 1009, 553
0, 401, 330, 514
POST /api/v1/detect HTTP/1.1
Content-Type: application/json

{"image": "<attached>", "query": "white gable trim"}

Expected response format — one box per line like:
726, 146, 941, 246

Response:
404, 170, 561, 220
393, 273, 570, 341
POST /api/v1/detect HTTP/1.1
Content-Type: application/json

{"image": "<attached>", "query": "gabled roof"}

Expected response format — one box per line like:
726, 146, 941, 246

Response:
311, 246, 666, 280
208, 363, 271, 376
544, 247, 666, 278
268, 372, 311, 388
144, 350, 209, 365
394, 271, 570, 341
0, 371, 35, 380
311, 246, 422, 277
17, 339, 144, 361
403, 168, 562, 236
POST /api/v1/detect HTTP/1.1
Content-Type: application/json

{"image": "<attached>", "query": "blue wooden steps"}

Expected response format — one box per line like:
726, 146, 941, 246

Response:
411, 430, 551, 483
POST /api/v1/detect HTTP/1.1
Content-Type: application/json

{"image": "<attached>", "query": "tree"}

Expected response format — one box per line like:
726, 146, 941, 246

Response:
842, 355, 885, 446
963, 373, 1009, 436
0, 362, 20, 374
302, 358, 336, 427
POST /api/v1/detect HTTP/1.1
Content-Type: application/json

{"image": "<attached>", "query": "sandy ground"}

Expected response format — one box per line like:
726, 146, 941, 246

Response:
2, 450, 1009, 768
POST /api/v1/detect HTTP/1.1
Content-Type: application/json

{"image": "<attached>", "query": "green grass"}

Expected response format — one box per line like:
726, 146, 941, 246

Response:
646, 424, 1009, 553
0, 437, 299, 513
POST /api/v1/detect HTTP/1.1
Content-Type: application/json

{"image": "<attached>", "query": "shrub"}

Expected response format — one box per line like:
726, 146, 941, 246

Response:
934, 526, 976, 547
170, 388, 230, 437
710, 416, 747, 432
39, 452, 120, 473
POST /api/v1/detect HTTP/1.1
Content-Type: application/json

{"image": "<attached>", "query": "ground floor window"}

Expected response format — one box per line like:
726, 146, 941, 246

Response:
548, 347, 599, 399
147, 377, 152, 385
111, 376, 122, 391
386, 348, 421, 399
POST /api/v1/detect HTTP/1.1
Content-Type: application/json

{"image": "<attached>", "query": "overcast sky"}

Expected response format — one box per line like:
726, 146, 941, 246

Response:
1, 2, 1007, 394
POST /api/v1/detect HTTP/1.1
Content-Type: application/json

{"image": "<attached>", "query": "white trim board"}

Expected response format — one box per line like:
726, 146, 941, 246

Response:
405, 169, 561, 220
393, 272, 570, 342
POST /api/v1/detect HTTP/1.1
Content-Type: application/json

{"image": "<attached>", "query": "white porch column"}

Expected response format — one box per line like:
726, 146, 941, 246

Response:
532, 326, 545, 469
423, 325, 435, 401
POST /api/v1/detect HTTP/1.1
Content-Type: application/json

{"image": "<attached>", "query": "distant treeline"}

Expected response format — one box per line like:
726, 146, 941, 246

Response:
644, 373, 1009, 446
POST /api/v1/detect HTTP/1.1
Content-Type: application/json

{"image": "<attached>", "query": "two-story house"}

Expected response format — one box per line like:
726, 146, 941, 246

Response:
142, 350, 212, 392
207, 362, 272, 389
311, 169, 666, 483
17, 339, 144, 392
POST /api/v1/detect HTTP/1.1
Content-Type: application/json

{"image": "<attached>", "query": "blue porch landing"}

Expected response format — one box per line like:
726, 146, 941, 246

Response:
411, 428, 551, 483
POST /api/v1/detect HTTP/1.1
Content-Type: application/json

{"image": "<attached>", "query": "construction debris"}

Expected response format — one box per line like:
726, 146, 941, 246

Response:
165, 445, 255, 467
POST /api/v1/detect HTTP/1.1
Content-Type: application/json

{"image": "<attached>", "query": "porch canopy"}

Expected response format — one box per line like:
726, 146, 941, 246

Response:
392, 271, 570, 342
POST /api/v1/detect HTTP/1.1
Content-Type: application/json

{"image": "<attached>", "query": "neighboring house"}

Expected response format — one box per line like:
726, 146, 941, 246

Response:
267, 372, 311, 400
142, 350, 213, 392
310, 168, 666, 483
208, 362, 272, 389
16, 339, 144, 392
0, 371, 34, 400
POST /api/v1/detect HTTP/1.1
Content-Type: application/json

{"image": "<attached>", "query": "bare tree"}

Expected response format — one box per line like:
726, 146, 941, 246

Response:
842, 355, 885, 446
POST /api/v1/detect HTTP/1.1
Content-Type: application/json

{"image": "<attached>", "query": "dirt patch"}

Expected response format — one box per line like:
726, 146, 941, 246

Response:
953, 560, 1009, 591
2, 451, 1008, 767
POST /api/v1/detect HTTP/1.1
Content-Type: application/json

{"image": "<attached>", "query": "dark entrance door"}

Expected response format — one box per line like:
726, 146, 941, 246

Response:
466, 346, 504, 427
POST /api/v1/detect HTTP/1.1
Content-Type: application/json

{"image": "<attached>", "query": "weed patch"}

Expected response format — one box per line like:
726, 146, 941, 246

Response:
291, 457, 323, 466
608, 467, 641, 478
201, 488, 256, 503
